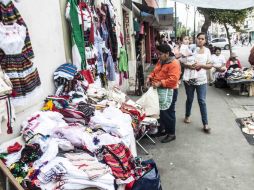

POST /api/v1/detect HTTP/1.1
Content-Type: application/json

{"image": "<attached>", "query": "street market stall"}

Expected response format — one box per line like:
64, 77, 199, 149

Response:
0, 62, 161, 190
226, 67, 254, 96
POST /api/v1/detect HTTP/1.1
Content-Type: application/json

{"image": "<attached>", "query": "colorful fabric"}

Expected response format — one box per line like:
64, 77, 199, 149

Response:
66, 0, 86, 70
105, 51, 116, 81
54, 63, 78, 80
0, 1, 34, 60
59, 108, 88, 125
0, 95, 14, 134
7, 142, 22, 154
98, 144, 135, 181
77, 102, 95, 118
226, 59, 242, 69
157, 88, 173, 110
0, 54, 41, 97
119, 48, 128, 72
102, 4, 118, 62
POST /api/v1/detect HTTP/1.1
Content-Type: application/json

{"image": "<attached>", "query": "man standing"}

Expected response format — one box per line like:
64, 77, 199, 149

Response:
247, 35, 252, 46
146, 44, 181, 143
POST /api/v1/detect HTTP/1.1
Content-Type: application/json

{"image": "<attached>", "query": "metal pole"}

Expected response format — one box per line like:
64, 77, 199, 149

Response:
175, 2, 177, 42
193, 7, 196, 41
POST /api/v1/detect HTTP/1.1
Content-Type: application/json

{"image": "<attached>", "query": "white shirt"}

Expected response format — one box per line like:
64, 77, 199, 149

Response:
211, 54, 226, 67
194, 47, 212, 85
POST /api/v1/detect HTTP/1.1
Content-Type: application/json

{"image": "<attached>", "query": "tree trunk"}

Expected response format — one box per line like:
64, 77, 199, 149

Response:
201, 12, 211, 34
224, 23, 232, 56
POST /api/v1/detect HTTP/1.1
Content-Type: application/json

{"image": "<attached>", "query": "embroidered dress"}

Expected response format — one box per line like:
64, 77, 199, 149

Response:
0, 1, 34, 59
0, 23, 41, 98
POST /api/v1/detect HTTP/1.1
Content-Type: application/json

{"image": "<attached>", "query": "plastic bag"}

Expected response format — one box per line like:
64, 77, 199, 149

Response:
0, 68, 12, 96
132, 159, 162, 190
136, 87, 159, 119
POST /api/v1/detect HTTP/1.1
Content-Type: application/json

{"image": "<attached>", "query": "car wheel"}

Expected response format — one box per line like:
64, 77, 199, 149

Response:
224, 45, 229, 50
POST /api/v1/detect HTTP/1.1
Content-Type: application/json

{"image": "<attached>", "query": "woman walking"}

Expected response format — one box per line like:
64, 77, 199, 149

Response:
183, 32, 212, 133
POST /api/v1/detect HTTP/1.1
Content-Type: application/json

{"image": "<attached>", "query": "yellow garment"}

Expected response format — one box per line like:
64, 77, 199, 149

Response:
41, 100, 54, 111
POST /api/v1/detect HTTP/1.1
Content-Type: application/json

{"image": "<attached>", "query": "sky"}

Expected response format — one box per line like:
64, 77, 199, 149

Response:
166, 1, 203, 31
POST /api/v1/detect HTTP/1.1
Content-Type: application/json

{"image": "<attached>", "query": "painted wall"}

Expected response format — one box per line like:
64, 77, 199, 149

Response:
59, 0, 72, 62
0, 0, 67, 143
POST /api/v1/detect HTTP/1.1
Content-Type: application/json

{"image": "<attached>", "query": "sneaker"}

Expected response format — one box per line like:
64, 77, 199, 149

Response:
161, 134, 176, 143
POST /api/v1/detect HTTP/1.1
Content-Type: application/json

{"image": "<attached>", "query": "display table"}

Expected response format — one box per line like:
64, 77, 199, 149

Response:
227, 79, 254, 96
0, 135, 134, 190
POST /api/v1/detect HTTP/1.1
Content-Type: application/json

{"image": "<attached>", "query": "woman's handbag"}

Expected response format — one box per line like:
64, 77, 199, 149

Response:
132, 159, 163, 190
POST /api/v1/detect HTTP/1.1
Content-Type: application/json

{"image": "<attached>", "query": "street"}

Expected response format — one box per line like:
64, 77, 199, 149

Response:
138, 46, 254, 190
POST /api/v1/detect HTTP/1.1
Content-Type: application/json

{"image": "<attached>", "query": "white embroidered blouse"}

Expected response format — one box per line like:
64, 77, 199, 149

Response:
0, 23, 26, 55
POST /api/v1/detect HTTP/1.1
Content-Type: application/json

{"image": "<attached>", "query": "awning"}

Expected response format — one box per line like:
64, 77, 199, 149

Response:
133, 2, 154, 15
140, 11, 159, 24
152, 8, 174, 31
174, 0, 254, 10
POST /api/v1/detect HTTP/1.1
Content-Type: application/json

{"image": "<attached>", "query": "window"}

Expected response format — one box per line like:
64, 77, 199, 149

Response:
218, 39, 226, 42
212, 39, 219, 43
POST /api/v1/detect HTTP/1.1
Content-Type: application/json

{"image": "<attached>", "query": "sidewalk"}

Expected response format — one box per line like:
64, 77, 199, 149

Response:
138, 84, 254, 190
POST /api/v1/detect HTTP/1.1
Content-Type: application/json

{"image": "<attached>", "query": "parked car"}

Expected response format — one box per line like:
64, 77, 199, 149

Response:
209, 38, 231, 50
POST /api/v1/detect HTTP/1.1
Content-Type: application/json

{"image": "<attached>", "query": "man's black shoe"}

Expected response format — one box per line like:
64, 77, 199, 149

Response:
150, 131, 167, 138
161, 134, 176, 143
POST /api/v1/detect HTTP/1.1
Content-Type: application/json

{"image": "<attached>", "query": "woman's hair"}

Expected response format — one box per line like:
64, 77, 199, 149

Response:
197, 32, 206, 38
214, 47, 221, 52
181, 35, 189, 41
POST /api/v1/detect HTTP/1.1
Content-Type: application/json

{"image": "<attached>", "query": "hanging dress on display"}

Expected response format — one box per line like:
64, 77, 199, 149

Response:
0, 22, 41, 101
0, 1, 41, 106
101, 3, 118, 62
0, 0, 34, 60
66, 0, 86, 70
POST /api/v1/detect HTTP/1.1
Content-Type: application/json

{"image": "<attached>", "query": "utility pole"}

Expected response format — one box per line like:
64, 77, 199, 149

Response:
185, 5, 189, 36
193, 6, 196, 41
174, 2, 177, 42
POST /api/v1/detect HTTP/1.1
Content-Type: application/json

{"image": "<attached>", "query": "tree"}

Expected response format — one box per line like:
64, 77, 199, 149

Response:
198, 8, 253, 55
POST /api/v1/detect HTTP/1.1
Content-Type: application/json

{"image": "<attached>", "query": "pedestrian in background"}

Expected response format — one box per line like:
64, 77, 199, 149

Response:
146, 44, 181, 143
249, 46, 254, 66
247, 35, 252, 46
183, 32, 213, 133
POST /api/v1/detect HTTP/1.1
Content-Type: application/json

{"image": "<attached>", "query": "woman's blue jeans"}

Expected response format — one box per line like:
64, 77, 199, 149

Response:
184, 82, 208, 125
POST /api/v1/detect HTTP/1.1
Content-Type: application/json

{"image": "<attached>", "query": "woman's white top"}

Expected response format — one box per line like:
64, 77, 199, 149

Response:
194, 47, 211, 85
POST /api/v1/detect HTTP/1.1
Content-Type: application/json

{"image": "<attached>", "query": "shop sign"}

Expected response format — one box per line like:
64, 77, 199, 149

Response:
124, 13, 131, 44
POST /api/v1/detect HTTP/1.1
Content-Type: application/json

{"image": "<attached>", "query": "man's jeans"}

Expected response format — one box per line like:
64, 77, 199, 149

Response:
184, 82, 208, 125
159, 89, 178, 135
